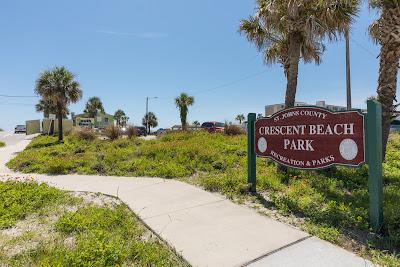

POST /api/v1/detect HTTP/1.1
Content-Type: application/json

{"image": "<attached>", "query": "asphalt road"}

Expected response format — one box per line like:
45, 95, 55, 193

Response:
0, 132, 29, 146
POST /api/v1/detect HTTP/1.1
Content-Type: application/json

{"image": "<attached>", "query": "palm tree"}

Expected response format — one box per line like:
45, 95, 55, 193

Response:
142, 112, 158, 134
35, 99, 57, 118
120, 116, 129, 127
36, 99, 69, 120
240, 0, 358, 108
175, 93, 195, 131
193, 120, 201, 129
84, 96, 105, 118
114, 109, 126, 126
236, 114, 245, 124
369, 0, 400, 156
35, 66, 82, 141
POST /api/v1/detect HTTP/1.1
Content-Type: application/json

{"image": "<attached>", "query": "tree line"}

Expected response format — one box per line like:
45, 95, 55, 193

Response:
34, 67, 198, 139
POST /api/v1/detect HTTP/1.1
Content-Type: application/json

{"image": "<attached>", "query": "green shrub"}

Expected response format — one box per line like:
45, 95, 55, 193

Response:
105, 125, 120, 140
212, 160, 227, 171
0, 141, 5, 147
54, 205, 186, 267
47, 158, 73, 174
0, 181, 70, 228
91, 162, 106, 174
56, 205, 138, 234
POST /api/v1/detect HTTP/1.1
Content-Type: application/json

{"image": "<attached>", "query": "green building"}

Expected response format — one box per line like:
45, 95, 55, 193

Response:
72, 112, 114, 129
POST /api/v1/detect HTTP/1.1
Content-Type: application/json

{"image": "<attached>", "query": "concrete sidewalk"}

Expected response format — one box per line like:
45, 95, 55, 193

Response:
0, 135, 377, 267
0, 133, 36, 173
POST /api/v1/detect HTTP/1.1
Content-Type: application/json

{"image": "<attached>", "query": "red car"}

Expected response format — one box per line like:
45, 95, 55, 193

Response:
201, 122, 225, 133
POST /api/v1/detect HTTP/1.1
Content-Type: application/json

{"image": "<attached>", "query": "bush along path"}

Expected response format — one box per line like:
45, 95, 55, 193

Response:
4, 132, 395, 266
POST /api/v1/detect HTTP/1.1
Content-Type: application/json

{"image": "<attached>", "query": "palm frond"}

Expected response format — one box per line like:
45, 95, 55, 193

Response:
369, 20, 380, 43
369, 0, 400, 8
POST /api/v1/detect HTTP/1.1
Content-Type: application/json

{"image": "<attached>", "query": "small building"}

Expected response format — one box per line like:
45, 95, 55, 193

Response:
42, 119, 73, 134
265, 101, 347, 117
72, 112, 114, 129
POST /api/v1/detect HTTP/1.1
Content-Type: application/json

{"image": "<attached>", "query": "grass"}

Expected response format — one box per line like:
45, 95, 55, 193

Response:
7, 131, 400, 266
0, 141, 5, 148
0, 180, 73, 229
0, 180, 187, 266
7, 132, 244, 177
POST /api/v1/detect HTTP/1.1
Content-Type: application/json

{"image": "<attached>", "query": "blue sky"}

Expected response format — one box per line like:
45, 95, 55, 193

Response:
0, 0, 392, 131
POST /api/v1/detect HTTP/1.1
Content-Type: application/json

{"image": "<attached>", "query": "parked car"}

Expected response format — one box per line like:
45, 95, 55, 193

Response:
135, 126, 147, 136
155, 128, 167, 135
390, 120, 400, 132
14, 125, 26, 134
201, 122, 225, 133
119, 126, 127, 135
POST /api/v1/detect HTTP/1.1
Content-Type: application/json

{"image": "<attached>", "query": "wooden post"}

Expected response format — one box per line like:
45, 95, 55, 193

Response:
247, 113, 256, 193
366, 100, 383, 231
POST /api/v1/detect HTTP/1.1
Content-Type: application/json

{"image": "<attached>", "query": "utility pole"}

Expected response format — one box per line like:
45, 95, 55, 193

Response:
345, 28, 352, 110
145, 97, 158, 134
145, 97, 149, 134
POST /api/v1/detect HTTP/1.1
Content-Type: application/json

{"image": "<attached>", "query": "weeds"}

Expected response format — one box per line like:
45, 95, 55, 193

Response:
224, 124, 245, 135
127, 125, 138, 139
70, 127, 96, 141
105, 125, 120, 140
0, 141, 5, 148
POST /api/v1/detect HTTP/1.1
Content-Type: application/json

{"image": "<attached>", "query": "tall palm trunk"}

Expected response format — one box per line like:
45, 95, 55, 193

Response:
279, 32, 302, 173
57, 106, 63, 142
285, 33, 302, 108
180, 108, 188, 131
377, 6, 400, 157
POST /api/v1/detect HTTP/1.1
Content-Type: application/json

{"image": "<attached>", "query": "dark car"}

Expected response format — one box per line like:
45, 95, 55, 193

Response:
14, 125, 26, 134
135, 126, 147, 136
201, 122, 225, 133
155, 128, 167, 135
390, 120, 400, 132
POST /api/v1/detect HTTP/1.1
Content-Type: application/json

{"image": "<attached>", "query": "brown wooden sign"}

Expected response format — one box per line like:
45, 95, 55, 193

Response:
255, 107, 365, 169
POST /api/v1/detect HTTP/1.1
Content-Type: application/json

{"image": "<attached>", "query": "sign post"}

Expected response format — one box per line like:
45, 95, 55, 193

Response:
248, 103, 384, 231
366, 100, 383, 231
247, 113, 256, 193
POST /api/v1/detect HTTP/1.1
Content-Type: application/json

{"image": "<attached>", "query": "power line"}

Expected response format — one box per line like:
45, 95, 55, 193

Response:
191, 70, 267, 95
0, 102, 35, 106
157, 69, 268, 100
349, 35, 377, 58
0, 94, 38, 98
